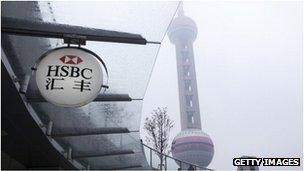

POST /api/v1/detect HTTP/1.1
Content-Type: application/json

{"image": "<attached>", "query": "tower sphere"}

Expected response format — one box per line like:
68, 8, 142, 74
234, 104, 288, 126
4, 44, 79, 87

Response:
168, 15, 198, 44
171, 129, 214, 167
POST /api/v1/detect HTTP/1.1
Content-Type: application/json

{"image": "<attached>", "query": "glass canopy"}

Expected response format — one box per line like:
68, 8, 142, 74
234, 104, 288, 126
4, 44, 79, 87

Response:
41, 1, 178, 42
1, 1, 179, 170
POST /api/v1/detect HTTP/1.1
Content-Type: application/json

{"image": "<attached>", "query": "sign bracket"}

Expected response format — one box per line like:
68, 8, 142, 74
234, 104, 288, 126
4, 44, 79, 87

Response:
63, 34, 87, 47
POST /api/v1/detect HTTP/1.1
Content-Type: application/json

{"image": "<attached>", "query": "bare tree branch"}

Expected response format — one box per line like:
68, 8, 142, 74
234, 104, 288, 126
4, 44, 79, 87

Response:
144, 107, 174, 170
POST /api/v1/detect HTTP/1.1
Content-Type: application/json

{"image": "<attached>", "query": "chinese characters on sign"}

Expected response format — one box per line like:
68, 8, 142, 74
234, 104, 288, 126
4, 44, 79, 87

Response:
35, 47, 104, 107
45, 65, 93, 91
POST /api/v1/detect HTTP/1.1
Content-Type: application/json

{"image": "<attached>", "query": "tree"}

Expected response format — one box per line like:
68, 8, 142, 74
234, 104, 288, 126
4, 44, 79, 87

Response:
144, 107, 174, 170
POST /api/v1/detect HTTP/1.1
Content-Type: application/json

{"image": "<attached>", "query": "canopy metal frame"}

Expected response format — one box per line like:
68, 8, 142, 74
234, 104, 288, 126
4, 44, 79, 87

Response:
72, 150, 135, 159
1, 17, 161, 45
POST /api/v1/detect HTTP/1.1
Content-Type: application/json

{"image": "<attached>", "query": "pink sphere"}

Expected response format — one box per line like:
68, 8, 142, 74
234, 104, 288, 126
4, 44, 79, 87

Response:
171, 129, 214, 167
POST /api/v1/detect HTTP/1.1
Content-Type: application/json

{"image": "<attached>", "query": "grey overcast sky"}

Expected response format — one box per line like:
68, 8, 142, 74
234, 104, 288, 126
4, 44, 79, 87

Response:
140, 1, 303, 170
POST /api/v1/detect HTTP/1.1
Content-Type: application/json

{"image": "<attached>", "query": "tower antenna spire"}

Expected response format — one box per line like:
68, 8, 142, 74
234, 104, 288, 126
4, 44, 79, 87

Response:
178, 1, 184, 16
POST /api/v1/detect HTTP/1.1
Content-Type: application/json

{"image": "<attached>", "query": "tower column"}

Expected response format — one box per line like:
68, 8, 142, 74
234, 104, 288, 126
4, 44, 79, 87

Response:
174, 40, 202, 130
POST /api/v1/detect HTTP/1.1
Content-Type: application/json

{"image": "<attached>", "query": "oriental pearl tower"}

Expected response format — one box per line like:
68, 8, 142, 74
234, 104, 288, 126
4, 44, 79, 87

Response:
168, 3, 214, 169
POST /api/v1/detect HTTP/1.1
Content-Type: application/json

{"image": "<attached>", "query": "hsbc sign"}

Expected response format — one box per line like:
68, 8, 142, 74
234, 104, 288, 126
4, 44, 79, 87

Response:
35, 47, 106, 107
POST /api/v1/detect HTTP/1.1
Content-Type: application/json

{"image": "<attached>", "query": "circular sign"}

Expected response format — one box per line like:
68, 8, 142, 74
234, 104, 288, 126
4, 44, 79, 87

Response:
35, 47, 104, 107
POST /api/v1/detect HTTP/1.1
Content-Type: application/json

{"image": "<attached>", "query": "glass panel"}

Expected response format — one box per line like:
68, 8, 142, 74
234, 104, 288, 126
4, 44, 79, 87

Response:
41, 1, 179, 42
82, 152, 148, 169
142, 143, 208, 170
30, 98, 146, 169
3, 34, 160, 99
31, 101, 143, 131
54, 132, 149, 169
54, 132, 141, 155
86, 41, 160, 98
2, 1, 43, 21
2, 1, 179, 98
2, 1, 179, 42
1, 1, 179, 170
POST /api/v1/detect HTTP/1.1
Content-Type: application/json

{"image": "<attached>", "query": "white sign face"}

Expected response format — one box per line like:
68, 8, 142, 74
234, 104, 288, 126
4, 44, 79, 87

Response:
36, 47, 103, 107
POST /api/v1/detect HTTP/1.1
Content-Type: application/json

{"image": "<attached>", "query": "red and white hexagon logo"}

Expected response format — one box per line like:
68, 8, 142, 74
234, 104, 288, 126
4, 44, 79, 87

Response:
59, 55, 83, 65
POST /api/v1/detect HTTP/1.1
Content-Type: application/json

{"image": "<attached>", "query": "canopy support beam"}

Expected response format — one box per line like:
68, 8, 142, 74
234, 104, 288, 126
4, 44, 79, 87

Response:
95, 165, 143, 170
2, 17, 148, 45
73, 150, 134, 159
26, 93, 132, 102
51, 127, 130, 137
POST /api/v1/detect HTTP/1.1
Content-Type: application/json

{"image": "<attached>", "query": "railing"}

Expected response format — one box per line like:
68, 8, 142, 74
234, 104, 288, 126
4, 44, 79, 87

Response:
141, 140, 213, 171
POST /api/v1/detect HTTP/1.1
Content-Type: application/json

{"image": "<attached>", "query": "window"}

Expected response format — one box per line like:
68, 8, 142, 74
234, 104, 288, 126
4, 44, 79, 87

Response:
185, 95, 193, 107
183, 65, 190, 76
185, 80, 192, 92
185, 56, 189, 62
187, 111, 194, 124
181, 50, 189, 63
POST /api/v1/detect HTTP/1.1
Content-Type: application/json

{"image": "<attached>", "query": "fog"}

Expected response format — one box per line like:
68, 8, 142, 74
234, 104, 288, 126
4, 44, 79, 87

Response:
141, 1, 303, 170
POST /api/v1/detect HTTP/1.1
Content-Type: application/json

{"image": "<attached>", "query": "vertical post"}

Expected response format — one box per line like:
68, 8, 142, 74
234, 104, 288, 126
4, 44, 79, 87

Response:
179, 160, 182, 170
46, 121, 53, 136
19, 74, 31, 94
160, 153, 163, 170
165, 156, 167, 170
150, 148, 152, 167
159, 152, 162, 170
120, 134, 123, 149
67, 147, 72, 160
86, 164, 90, 170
